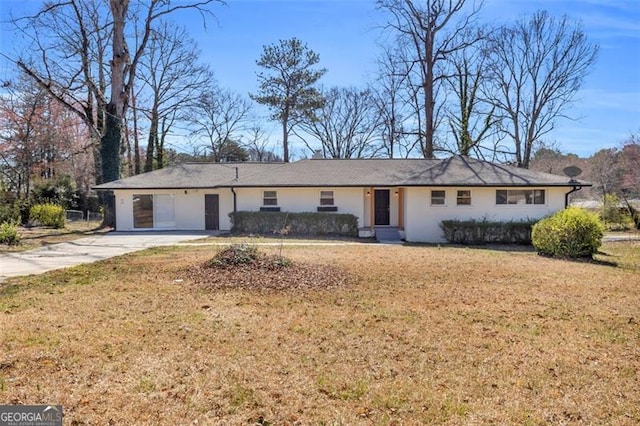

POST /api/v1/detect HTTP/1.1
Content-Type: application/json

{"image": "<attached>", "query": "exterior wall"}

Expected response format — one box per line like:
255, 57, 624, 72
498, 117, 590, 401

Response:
113, 189, 234, 231
363, 188, 372, 228
113, 185, 570, 242
404, 186, 568, 243
235, 187, 365, 226
389, 189, 400, 226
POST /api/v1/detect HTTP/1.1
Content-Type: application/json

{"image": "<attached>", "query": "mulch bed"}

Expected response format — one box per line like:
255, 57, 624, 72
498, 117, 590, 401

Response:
182, 260, 349, 292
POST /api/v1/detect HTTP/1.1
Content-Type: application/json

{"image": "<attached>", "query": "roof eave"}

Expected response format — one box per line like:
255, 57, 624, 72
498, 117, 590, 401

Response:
95, 182, 592, 190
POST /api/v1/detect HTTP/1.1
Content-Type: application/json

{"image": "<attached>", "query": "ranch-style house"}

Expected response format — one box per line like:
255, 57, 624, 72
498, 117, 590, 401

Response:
94, 156, 589, 243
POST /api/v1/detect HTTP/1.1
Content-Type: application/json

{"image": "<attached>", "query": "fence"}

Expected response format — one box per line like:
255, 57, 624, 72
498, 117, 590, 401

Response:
65, 210, 103, 222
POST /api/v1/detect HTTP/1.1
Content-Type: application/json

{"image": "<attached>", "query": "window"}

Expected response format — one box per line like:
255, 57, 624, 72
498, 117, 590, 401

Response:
496, 189, 546, 205
457, 190, 472, 205
132, 194, 176, 229
133, 194, 153, 228
431, 190, 446, 206
320, 190, 334, 206
263, 190, 278, 206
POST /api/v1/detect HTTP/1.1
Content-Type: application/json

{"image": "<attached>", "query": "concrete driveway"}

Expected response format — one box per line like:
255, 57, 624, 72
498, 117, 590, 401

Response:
0, 231, 214, 282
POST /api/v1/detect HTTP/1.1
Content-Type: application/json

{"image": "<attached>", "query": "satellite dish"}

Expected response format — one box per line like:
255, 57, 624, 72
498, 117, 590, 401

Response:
563, 166, 583, 179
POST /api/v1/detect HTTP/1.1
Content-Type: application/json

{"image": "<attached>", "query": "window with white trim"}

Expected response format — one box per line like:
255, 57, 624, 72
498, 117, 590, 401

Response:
457, 190, 472, 205
431, 190, 446, 206
263, 190, 278, 206
496, 189, 545, 205
320, 190, 334, 206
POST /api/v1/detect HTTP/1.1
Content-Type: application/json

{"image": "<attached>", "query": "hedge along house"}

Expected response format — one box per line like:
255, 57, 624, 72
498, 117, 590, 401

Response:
93, 156, 590, 243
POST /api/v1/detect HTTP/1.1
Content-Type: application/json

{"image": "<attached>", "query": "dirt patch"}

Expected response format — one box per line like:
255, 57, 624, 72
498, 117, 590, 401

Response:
183, 260, 349, 291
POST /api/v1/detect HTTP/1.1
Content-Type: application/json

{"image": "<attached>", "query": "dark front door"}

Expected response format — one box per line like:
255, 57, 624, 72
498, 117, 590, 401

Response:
204, 194, 219, 230
374, 189, 390, 225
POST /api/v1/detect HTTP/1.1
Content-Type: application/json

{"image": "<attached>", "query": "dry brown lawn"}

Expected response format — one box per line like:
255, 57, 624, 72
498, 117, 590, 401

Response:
0, 240, 638, 425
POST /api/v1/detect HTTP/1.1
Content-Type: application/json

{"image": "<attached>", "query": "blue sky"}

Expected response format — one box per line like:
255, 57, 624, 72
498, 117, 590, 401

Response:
1, 0, 639, 158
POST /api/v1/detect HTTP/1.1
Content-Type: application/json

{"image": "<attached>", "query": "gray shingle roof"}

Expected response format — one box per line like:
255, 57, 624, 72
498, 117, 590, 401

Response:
93, 156, 590, 190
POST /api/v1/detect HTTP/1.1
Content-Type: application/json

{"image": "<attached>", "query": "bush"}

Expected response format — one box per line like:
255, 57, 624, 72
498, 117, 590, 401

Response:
601, 193, 630, 230
440, 218, 536, 245
29, 203, 66, 228
0, 201, 20, 225
230, 211, 358, 237
207, 243, 260, 267
532, 207, 604, 258
206, 243, 291, 270
0, 222, 21, 245
31, 175, 79, 209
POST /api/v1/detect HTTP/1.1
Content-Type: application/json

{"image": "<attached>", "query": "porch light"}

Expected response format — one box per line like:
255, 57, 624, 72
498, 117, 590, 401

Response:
394, 191, 399, 196
366, 191, 371, 196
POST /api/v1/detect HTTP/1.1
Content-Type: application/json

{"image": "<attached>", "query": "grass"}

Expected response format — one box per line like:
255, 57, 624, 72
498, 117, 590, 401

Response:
0, 240, 638, 424
0, 221, 106, 253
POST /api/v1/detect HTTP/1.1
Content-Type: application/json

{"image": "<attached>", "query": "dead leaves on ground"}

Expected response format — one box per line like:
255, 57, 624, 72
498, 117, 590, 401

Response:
182, 260, 349, 292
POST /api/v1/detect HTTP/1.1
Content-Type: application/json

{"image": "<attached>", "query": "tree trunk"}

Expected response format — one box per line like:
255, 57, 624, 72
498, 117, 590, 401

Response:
144, 114, 157, 172
282, 111, 289, 162
101, 0, 130, 183
132, 93, 141, 175
156, 117, 166, 169
423, 38, 435, 159
100, 102, 122, 183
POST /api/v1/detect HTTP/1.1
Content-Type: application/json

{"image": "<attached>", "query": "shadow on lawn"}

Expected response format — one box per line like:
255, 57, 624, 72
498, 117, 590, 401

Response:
404, 241, 626, 268
403, 242, 536, 253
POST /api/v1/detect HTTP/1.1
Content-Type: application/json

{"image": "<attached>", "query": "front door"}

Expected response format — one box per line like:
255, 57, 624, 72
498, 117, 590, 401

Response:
204, 194, 219, 230
374, 189, 390, 225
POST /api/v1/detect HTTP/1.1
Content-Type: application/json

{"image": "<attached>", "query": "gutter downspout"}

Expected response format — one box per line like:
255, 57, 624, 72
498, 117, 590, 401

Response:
565, 185, 582, 208
231, 166, 238, 213
231, 167, 238, 213
231, 187, 237, 212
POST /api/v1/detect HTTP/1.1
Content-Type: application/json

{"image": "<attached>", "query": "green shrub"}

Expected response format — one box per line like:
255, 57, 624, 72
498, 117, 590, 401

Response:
0, 222, 21, 245
31, 175, 79, 209
207, 243, 260, 267
440, 218, 536, 245
0, 202, 20, 225
230, 211, 358, 237
601, 194, 630, 230
532, 207, 604, 258
29, 203, 66, 228
206, 243, 291, 270
629, 204, 640, 230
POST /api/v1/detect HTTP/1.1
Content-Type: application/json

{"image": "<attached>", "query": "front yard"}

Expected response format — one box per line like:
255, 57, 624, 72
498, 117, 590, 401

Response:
0, 240, 638, 424
0, 221, 105, 253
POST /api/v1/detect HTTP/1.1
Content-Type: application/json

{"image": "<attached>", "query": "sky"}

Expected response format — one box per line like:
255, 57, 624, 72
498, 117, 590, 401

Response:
1, 0, 639, 159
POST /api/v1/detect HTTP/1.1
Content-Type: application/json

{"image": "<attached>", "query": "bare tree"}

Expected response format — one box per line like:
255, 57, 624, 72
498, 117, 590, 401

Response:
0, 77, 92, 198
296, 87, 382, 159
377, 0, 482, 158
588, 148, 620, 200
251, 38, 326, 162
13, 0, 110, 182
618, 134, 640, 198
444, 29, 499, 157
242, 124, 281, 162
488, 11, 598, 168
372, 46, 413, 158
136, 22, 213, 172
12, 0, 221, 184
189, 87, 253, 162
